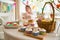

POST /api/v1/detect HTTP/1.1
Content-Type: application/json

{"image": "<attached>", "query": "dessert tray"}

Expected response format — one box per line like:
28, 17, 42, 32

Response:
18, 28, 47, 40
24, 32, 47, 40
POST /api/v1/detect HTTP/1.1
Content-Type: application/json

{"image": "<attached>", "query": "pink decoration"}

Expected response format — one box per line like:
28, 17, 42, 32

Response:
26, 1, 28, 5
13, 3, 16, 7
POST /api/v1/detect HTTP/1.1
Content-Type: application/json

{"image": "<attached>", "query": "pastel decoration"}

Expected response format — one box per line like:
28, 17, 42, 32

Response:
26, 1, 28, 5
7, 5, 12, 12
22, 2, 26, 5
7, 6, 9, 12
32, 5, 35, 9
31, 0, 33, 2
13, 3, 16, 7
2, 4, 7, 12
32, 5, 38, 11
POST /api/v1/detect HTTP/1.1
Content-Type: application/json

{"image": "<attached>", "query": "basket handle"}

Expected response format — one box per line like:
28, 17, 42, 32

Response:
42, 2, 55, 22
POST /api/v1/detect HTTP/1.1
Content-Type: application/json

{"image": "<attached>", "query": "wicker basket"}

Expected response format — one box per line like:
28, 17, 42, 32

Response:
37, 2, 56, 33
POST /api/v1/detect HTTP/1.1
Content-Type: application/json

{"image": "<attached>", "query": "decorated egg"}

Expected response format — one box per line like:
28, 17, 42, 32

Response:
23, 21, 28, 26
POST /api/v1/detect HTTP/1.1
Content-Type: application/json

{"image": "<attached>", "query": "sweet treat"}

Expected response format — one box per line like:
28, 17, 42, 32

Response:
32, 27, 39, 36
13, 23, 18, 26
20, 27, 26, 32
28, 19, 33, 25
23, 21, 28, 26
25, 27, 33, 34
32, 31, 39, 36
39, 28, 46, 35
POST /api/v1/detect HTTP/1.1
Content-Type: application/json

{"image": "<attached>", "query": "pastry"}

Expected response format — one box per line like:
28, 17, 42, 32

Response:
25, 27, 33, 34
32, 27, 39, 36
39, 28, 46, 35
20, 27, 26, 32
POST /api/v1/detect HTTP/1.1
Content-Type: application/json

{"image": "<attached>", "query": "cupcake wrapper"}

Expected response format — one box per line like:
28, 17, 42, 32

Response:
26, 31, 32, 34
33, 33, 39, 36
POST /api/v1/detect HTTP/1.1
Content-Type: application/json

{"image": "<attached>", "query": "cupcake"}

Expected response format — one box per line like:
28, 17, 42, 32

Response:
23, 21, 28, 26
13, 23, 18, 26
25, 27, 33, 34
32, 27, 39, 36
20, 27, 26, 32
39, 28, 46, 35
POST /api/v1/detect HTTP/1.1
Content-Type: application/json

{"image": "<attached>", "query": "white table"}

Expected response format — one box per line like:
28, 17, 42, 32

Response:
4, 29, 39, 40
4, 29, 60, 40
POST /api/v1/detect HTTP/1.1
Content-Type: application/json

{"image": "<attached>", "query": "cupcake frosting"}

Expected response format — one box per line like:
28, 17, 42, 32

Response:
33, 30, 39, 33
25, 27, 32, 31
40, 28, 46, 32
20, 26, 26, 29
